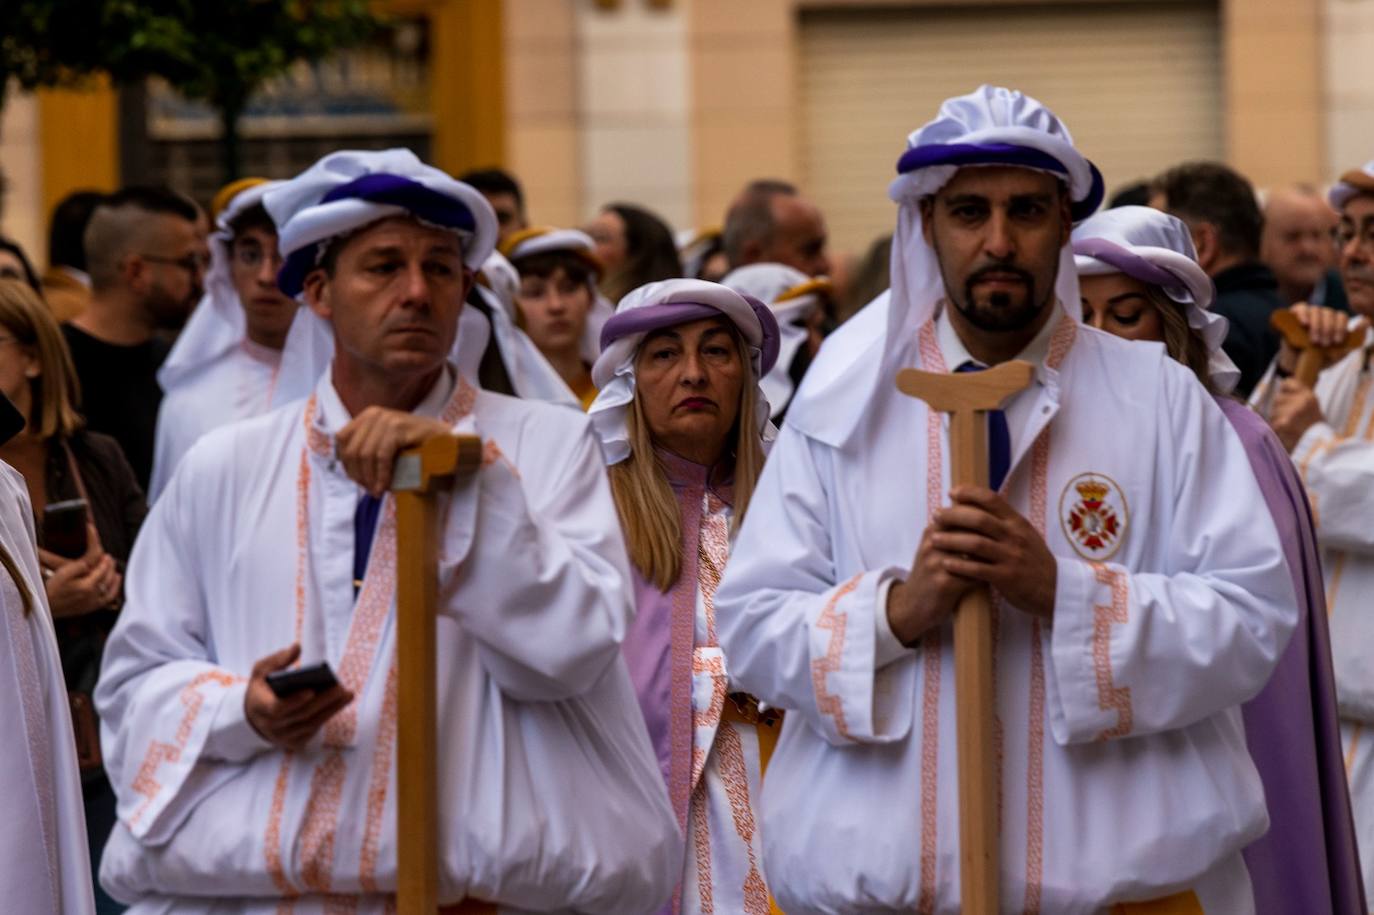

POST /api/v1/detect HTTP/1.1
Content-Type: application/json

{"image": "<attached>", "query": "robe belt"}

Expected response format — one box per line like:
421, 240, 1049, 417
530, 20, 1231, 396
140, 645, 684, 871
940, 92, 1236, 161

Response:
722, 692, 784, 775
1112, 890, 1204, 913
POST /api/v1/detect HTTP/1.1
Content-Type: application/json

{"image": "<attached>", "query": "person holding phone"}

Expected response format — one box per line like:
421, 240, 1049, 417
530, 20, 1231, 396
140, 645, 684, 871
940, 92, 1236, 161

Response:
0, 278, 147, 914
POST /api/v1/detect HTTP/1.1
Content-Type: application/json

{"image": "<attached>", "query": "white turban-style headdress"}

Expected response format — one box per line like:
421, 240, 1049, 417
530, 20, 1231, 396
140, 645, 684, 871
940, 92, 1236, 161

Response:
721, 263, 832, 419
587, 278, 781, 464
1072, 206, 1239, 393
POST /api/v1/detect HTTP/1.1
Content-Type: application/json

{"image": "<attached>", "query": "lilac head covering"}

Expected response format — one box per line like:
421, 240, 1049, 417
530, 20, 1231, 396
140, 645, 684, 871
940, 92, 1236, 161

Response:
588, 278, 780, 464
1072, 206, 1240, 393
264, 148, 498, 297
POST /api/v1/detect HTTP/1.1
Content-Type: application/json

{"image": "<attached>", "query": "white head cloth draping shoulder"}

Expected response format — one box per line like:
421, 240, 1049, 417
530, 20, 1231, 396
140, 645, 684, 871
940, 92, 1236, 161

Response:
1072, 205, 1240, 393
157, 179, 286, 392
722, 263, 832, 419
264, 148, 500, 406
587, 278, 781, 465
784, 84, 1104, 448
1329, 159, 1374, 211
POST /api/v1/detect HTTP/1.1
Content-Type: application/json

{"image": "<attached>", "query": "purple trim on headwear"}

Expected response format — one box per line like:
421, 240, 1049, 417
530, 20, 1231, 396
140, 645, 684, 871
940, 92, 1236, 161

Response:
600, 297, 782, 375
895, 142, 1105, 221
1072, 238, 1179, 289
277, 172, 477, 296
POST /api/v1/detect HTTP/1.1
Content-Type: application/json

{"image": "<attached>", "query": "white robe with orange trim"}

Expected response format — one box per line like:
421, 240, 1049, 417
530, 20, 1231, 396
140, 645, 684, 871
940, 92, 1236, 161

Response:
686, 494, 772, 914
715, 302, 1298, 914
149, 339, 283, 502
0, 462, 96, 914
1253, 331, 1374, 895
95, 364, 681, 914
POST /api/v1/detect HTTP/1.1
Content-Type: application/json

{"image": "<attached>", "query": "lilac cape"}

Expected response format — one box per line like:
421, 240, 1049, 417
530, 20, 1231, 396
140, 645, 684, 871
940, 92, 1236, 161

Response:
1219, 398, 1365, 913
619, 449, 734, 915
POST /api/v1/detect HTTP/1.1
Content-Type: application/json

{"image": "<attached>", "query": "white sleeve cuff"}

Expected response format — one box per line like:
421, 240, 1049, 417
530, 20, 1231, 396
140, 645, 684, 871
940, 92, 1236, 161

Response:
873, 575, 912, 669
200, 680, 273, 763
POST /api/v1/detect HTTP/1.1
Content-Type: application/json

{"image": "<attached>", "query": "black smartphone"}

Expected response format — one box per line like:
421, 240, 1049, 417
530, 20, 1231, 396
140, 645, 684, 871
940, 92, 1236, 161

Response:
265, 661, 340, 699
41, 499, 89, 559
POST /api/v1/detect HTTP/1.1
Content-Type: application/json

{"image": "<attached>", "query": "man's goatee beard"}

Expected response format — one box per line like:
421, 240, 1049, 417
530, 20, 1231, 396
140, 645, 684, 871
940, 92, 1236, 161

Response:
954, 289, 1049, 332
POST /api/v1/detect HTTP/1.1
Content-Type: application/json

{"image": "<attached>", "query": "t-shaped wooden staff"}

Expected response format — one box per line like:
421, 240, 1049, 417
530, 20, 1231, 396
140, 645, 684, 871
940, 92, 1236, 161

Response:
1270, 310, 1365, 388
393, 434, 482, 915
895, 359, 1035, 915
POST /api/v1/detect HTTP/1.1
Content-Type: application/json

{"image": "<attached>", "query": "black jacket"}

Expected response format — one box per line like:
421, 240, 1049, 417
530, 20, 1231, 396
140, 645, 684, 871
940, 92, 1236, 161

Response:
1211, 262, 1286, 397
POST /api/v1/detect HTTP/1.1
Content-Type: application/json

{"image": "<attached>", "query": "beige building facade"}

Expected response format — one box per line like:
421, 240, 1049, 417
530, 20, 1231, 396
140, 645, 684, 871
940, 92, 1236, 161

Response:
4, 0, 1374, 262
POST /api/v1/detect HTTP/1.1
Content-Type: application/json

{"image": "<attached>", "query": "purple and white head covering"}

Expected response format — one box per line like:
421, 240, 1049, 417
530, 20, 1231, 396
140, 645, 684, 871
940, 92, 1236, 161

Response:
721, 262, 831, 419
785, 85, 1102, 448
587, 278, 781, 464
1072, 206, 1239, 393
158, 178, 287, 392
1329, 159, 1374, 212
265, 149, 499, 406
265, 148, 498, 297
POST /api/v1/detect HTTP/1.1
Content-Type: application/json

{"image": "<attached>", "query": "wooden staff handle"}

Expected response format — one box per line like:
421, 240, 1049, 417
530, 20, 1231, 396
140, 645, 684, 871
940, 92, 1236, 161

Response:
393, 434, 482, 915
896, 360, 1034, 915
1270, 309, 1365, 389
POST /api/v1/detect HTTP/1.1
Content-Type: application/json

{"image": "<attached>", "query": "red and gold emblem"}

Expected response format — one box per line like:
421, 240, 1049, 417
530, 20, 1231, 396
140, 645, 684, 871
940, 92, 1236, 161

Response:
1059, 473, 1128, 561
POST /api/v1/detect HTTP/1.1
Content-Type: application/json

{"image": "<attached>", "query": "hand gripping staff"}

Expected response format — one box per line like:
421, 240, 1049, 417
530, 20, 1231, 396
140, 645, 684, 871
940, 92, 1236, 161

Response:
392, 434, 482, 915
1270, 309, 1365, 388
895, 360, 1034, 915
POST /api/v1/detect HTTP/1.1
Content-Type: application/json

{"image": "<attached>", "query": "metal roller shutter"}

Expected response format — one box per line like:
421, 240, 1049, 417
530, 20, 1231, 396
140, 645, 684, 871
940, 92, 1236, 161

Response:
799, 2, 1222, 255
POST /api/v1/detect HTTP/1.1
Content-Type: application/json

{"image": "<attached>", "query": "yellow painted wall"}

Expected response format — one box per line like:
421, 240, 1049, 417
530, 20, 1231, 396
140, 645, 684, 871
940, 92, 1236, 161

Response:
427, 0, 507, 177
36, 80, 119, 242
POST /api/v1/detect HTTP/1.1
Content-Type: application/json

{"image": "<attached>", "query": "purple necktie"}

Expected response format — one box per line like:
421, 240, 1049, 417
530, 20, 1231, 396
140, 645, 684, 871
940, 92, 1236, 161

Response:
956, 361, 1011, 491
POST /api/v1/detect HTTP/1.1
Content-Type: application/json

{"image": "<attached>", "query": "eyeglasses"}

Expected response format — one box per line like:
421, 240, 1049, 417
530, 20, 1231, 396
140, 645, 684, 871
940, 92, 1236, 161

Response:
141, 253, 209, 274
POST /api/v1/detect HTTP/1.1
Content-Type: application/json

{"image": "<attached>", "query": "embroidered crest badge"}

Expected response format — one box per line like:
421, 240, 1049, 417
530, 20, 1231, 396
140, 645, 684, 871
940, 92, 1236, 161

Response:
1059, 473, 1128, 561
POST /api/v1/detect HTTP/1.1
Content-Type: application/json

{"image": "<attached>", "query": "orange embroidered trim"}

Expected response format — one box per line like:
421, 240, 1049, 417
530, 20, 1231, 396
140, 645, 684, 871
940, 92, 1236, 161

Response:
1345, 723, 1363, 775
915, 318, 948, 915
264, 754, 297, 896
1090, 563, 1133, 741
811, 574, 862, 741
691, 781, 714, 914
299, 751, 349, 892
359, 658, 399, 893
698, 505, 730, 647
1020, 428, 1053, 914
127, 669, 242, 827
692, 653, 728, 787
715, 723, 772, 915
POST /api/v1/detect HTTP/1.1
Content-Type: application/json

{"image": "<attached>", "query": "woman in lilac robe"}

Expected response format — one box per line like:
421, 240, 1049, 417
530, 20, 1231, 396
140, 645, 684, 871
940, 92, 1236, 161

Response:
587, 279, 782, 915
1074, 207, 1364, 913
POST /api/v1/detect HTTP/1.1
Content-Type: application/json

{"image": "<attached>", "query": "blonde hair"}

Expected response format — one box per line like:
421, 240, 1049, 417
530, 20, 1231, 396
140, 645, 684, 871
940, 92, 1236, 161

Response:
0, 279, 84, 439
608, 328, 765, 590
1147, 285, 1218, 396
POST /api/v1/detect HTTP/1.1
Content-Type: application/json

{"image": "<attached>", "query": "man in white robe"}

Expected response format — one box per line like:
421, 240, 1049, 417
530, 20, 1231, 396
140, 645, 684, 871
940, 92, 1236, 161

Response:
1252, 158, 1374, 898
0, 398, 95, 914
95, 149, 680, 914
150, 179, 300, 501
714, 86, 1298, 913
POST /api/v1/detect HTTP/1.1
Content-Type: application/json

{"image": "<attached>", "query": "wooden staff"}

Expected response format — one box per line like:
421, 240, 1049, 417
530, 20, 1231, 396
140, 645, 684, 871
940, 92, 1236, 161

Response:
393, 434, 482, 915
1270, 309, 1365, 388
895, 360, 1034, 915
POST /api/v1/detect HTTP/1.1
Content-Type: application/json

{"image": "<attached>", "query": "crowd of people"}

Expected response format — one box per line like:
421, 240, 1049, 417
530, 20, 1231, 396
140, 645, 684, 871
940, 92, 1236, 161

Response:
0, 82, 1372, 913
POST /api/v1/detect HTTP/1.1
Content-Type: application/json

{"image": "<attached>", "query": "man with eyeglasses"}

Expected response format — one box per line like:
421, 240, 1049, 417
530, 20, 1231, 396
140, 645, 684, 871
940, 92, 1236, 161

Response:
149, 179, 301, 501
64, 186, 206, 490
1250, 158, 1374, 901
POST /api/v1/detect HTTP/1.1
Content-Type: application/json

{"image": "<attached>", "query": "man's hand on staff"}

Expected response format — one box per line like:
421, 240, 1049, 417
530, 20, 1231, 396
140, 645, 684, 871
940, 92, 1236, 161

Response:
926, 486, 1058, 620
335, 408, 454, 496
1276, 303, 1368, 375
244, 643, 353, 751
886, 524, 976, 646
1270, 380, 1326, 452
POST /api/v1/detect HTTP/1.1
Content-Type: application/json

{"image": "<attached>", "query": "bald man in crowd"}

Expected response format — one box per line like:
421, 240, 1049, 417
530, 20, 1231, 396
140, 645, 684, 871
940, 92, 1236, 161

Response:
722, 179, 832, 277
64, 187, 206, 489
1262, 184, 1347, 311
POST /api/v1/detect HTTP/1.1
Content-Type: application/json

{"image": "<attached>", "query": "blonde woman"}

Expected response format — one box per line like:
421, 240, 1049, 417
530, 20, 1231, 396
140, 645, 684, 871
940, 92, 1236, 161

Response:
588, 278, 781, 914
0, 279, 145, 912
